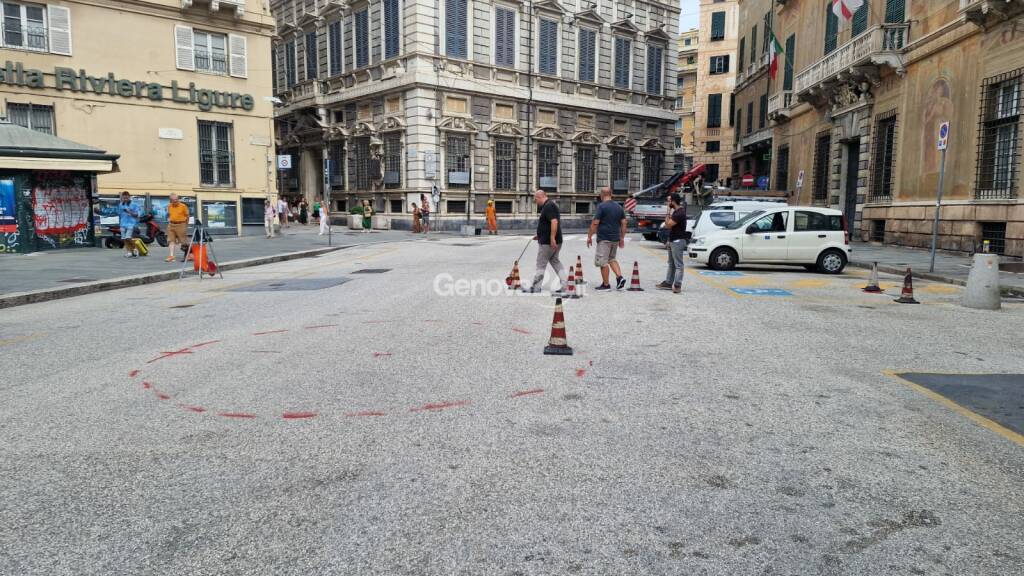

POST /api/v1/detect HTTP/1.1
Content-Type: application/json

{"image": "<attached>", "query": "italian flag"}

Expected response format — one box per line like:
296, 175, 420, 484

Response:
768, 28, 783, 80
832, 0, 864, 21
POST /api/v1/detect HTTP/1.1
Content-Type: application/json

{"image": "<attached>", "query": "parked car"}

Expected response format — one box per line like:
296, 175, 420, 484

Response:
690, 200, 787, 238
688, 206, 851, 273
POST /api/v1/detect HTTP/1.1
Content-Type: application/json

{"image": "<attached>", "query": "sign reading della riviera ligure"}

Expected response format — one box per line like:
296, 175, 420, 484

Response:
0, 61, 255, 112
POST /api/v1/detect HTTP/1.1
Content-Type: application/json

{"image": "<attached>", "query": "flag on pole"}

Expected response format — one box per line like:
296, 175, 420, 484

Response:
832, 0, 864, 21
768, 28, 783, 80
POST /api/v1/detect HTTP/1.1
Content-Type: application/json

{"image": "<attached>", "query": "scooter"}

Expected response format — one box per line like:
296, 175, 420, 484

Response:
101, 213, 168, 249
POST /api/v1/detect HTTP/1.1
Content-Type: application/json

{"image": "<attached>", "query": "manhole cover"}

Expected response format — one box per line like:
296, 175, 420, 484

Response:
352, 268, 391, 274
57, 278, 97, 283
230, 277, 352, 292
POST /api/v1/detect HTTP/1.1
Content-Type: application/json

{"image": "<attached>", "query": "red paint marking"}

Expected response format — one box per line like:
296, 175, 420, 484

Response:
128, 369, 140, 378
510, 389, 545, 398
190, 340, 221, 349
410, 400, 469, 413
304, 324, 339, 330
141, 381, 153, 390
155, 392, 171, 401
576, 368, 587, 378
282, 411, 318, 419
511, 327, 531, 335
146, 348, 193, 364
345, 410, 387, 417
373, 352, 392, 358
179, 405, 207, 413
218, 412, 257, 419
253, 329, 289, 336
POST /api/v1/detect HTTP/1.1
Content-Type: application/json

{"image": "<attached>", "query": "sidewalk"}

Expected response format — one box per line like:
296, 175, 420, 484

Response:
0, 225, 420, 300
849, 242, 1024, 296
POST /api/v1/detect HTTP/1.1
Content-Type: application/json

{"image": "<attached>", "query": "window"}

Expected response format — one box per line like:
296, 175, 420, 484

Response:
709, 212, 736, 227
870, 220, 885, 242
579, 28, 596, 82
977, 73, 1022, 199
738, 37, 745, 71
610, 148, 630, 192
328, 142, 345, 188
538, 18, 558, 75
384, 0, 400, 59
981, 222, 1007, 254
447, 200, 467, 213
446, 0, 468, 58
614, 37, 631, 89
493, 140, 517, 191
759, 94, 768, 129
812, 131, 832, 201
750, 211, 788, 232
852, 1, 868, 36
684, 38, 691, 46
783, 34, 795, 90
494, 6, 515, 68
646, 44, 664, 95
729, 93, 735, 127
709, 55, 730, 75
871, 111, 897, 201
355, 9, 369, 68
674, 136, 682, 148
446, 134, 470, 187
194, 30, 228, 74
750, 25, 757, 62
383, 134, 402, 188
746, 101, 753, 134
642, 150, 664, 188
762, 11, 772, 52
285, 39, 296, 87
538, 143, 558, 190
304, 30, 317, 80
794, 210, 842, 231
349, 136, 371, 190
735, 108, 742, 142
886, 0, 905, 23
390, 199, 404, 213
329, 20, 342, 75
710, 11, 725, 41
707, 93, 722, 128
271, 47, 278, 93
2, 1, 46, 51
824, 1, 839, 55
705, 163, 720, 182
706, 140, 720, 153
198, 121, 233, 187
775, 145, 790, 191
687, 55, 695, 65
575, 146, 596, 192
5, 102, 53, 134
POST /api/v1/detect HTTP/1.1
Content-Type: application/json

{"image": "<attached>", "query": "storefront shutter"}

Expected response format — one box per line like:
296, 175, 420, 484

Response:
174, 25, 195, 71
229, 34, 248, 78
47, 5, 72, 56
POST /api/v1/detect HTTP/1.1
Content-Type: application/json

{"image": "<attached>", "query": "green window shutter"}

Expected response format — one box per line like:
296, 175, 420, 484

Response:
783, 34, 795, 90
751, 25, 757, 61
852, 1, 869, 36
824, 2, 839, 55
707, 94, 722, 128
711, 12, 725, 40
885, 0, 905, 23
738, 37, 745, 70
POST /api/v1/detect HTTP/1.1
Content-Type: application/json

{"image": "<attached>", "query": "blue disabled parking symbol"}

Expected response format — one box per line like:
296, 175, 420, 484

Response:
701, 271, 744, 277
731, 288, 793, 297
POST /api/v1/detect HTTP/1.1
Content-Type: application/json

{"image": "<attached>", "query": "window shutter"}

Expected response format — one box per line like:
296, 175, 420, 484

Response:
174, 25, 195, 71
495, 7, 515, 67
722, 54, 730, 73
738, 37, 745, 70
885, 0, 905, 23
539, 19, 558, 74
228, 34, 248, 78
329, 21, 342, 75
852, 2, 868, 36
614, 37, 630, 88
711, 12, 725, 40
446, 0, 467, 59
384, 0, 400, 59
580, 29, 595, 82
783, 34, 795, 90
47, 5, 72, 56
356, 10, 369, 67
824, 2, 839, 55
646, 44, 662, 95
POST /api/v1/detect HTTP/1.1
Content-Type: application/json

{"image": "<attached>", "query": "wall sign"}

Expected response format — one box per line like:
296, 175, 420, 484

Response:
158, 128, 183, 140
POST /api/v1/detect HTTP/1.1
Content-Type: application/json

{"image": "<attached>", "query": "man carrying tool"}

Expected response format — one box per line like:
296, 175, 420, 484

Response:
527, 190, 567, 295
587, 186, 628, 291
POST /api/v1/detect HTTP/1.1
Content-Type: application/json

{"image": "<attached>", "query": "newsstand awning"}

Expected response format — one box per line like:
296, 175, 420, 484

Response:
0, 123, 119, 172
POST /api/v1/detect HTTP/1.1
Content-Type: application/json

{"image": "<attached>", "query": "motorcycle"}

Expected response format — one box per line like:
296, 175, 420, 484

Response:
101, 213, 168, 249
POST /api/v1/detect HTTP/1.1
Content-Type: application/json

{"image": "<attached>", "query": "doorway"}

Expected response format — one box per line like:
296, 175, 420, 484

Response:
843, 139, 860, 228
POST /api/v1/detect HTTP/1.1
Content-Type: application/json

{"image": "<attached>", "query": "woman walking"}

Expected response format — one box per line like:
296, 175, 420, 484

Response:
411, 202, 422, 233
264, 200, 277, 238
485, 199, 498, 235
361, 199, 373, 233
298, 199, 309, 225
319, 202, 330, 236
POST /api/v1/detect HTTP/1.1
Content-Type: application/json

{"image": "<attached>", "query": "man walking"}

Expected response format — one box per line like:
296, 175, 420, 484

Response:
587, 187, 628, 291
277, 197, 289, 229
118, 190, 142, 258
165, 193, 188, 262
528, 190, 567, 295
657, 192, 688, 294
264, 199, 277, 238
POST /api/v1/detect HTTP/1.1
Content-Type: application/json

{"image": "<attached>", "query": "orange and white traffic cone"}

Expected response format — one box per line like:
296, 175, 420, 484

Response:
627, 261, 644, 291
543, 298, 574, 356
506, 260, 522, 290
565, 266, 580, 299
862, 262, 882, 293
575, 255, 586, 285
894, 267, 919, 304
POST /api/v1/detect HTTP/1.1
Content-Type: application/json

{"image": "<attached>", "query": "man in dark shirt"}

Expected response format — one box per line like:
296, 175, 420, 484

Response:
586, 187, 628, 290
657, 192, 688, 293
528, 190, 567, 295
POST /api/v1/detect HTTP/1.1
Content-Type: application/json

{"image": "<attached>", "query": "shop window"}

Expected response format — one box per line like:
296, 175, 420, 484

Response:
198, 120, 233, 187
5, 102, 53, 134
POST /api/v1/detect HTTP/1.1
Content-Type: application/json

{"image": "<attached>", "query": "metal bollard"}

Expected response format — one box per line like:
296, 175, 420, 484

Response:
962, 253, 1001, 310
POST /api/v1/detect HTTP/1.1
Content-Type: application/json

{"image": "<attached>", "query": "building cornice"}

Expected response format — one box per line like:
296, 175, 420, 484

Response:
72, 0, 276, 34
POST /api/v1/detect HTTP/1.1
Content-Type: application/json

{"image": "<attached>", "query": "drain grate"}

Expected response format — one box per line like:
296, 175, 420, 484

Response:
57, 278, 97, 283
352, 268, 391, 274
230, 277, 352, 292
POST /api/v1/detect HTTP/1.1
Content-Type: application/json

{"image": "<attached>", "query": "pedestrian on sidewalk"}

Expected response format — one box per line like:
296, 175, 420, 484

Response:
299, 199, 309, 225
319, 202, 330, 236
277, 197, 289, 229
264, 200, 277, 238
527, 190, 567, 295
657, 192, 688, 294
118, 191, 141, 258
313, 199, 321, 223
486, 199, 498, 235
587, 186, 627, 291
361, 199, 373, 233
411, 202, 422, 233
420, 194, 431, 234
165, 193, 189, 262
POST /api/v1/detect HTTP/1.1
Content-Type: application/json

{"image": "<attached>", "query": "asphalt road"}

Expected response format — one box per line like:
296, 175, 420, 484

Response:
2, 234, 1023, 575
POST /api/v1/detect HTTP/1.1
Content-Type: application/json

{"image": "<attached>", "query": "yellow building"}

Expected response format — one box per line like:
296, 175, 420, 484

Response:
766, 0, 1024, 257
0, 0, 276, 234
694, 0, 739, 185
677, 28, 699, 172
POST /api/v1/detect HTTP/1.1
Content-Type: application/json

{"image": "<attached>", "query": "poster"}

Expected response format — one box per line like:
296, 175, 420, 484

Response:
206, 203, 227, 227
150, 196, 196, 224
0, 180, 15, 233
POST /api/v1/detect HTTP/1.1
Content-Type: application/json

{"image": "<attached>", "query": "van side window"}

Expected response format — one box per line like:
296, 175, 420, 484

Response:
750, 211, 787, 232
794, 210, 838, 231
709, 212, 736, 226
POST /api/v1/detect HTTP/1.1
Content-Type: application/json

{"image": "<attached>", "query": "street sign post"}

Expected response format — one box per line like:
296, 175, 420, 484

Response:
277, 155, 292, 170
323, 155, 332, 246
929, 122, 950, 272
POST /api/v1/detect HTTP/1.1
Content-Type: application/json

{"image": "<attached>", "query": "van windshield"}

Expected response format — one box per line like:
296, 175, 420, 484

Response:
725, 210, 766, 230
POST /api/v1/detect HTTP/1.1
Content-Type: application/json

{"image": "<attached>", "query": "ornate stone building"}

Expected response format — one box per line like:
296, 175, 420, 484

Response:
676, 28, 698, 173
269, 0, 680, 228
693, 0, 739, 185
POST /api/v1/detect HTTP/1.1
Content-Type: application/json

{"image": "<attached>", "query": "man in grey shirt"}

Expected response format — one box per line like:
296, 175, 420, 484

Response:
586, 187, 628, 291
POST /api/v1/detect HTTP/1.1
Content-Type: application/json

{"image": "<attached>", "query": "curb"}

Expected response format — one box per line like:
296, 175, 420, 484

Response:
0, 245, 348, 310
848, 260, 1024, 298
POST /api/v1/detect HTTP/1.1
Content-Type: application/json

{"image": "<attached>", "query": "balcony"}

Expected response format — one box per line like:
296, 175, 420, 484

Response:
794, 23, 909, 105
181, 0, 245, 18
961, 0, 1024, 26
739, 127, 773, 150
767, 90, 793, 122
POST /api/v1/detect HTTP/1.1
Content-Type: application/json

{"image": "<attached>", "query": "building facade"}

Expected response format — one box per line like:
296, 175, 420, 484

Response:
763, 0, 1024, 257
693, 0, 738, 185
0, 0, 277, 234
270, 0, 680, 227
676, 28, 698, 173
731, 0, 774, 190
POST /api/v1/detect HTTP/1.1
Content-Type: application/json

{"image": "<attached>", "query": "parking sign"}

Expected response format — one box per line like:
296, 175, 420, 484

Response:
937, 122, 950, 151
277, 154, 292, 170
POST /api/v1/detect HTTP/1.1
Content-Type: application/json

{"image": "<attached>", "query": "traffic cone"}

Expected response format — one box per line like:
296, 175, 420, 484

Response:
575, 255, 586, 285
565, 266, 580, 299
627, 261, 644, 291
894, 267, 919, 304
505, 260, 520, 289
543, 298, 574, 356
862, 262, 883, 293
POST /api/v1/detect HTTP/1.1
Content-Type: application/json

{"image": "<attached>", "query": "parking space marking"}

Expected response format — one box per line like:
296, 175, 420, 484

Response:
730, 288, 793, 297
884, 370, 1024, 448
699, 271, 744, 277
788, 278, 833, 289
0, 332, 47, 347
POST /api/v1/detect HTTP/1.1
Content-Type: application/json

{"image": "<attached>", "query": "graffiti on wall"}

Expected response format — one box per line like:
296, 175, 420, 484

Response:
31, 171, 91, 249
0, 179, 18, 253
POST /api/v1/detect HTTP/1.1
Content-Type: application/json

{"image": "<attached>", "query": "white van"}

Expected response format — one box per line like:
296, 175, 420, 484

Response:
688, 206, 851, 273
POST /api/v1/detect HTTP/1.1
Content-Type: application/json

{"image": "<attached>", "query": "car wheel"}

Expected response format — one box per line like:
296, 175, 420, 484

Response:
156, 232, 168, 248
642, 233, 658, 241
816, 249, 847, 274
709, 247, 738, 271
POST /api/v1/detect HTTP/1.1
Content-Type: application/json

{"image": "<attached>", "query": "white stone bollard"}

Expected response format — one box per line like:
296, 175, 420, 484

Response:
962, 253, 1001, 310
